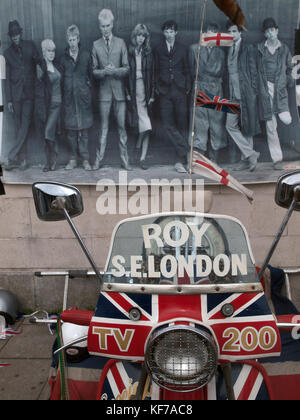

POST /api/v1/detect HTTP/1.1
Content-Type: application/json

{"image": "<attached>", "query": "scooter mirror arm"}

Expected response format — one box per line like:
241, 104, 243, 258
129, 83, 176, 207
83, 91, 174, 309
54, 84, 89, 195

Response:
257, 186, 300, 283
52, 198, 104, 289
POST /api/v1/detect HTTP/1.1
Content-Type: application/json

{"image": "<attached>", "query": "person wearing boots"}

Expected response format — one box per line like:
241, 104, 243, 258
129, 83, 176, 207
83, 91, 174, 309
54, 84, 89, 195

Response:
189, 22, 226, 164
153, 20, 191, 173
225, 21, 261, 172
60, 24, 93, 171
35, 39, 61, 172
4, 20, 41, 171
126, 23, 155, 170
92, 9, 132, 171
256, 18, 294, 170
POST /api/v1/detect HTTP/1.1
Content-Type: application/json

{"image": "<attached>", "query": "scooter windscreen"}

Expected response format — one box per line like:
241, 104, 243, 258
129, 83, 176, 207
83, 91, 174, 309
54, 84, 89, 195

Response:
102, 213, 257, 286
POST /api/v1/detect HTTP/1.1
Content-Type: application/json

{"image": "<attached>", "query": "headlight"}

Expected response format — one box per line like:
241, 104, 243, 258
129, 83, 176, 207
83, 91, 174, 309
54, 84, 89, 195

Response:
145, 325, 218, 392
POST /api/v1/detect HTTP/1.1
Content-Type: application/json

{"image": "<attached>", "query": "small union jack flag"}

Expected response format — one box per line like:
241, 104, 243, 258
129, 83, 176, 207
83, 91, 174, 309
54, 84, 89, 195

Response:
0, 327, 22, 340
196, 90, 240, 115
0, 362, 11, 367
200, 32, 234, 47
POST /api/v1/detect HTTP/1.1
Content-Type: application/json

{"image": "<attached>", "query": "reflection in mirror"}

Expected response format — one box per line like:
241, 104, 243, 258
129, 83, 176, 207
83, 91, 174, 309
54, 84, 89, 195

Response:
32, 182, 83, 221
275, 170, 300, 211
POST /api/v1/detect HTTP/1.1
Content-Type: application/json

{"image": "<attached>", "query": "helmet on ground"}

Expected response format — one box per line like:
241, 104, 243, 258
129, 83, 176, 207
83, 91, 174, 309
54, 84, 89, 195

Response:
61, 322, 89, 363
0, 289, 20, 325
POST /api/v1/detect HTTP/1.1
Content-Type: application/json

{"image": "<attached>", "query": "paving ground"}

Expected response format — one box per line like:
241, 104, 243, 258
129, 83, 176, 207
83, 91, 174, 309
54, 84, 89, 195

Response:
0, 317, 54, 400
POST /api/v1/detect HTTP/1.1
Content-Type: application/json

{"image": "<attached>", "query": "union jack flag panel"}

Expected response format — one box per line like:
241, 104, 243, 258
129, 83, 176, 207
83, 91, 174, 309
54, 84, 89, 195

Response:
98, 359, 153, 400
88, 292, 281, 361
97, 359, 272, 400
196, 90, 241, 114
216, 362, 273, 400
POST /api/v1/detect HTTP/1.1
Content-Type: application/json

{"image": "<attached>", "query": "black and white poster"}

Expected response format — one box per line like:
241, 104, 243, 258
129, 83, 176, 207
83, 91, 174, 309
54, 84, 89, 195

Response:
1, 0, 300, 185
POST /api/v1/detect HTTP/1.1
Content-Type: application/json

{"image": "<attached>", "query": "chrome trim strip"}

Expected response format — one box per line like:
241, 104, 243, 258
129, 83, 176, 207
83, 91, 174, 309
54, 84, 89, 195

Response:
101, 282, 263, 295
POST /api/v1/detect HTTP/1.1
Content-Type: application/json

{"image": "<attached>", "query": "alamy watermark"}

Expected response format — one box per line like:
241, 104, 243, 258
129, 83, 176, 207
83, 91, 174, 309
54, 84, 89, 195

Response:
95, 171, 205, 215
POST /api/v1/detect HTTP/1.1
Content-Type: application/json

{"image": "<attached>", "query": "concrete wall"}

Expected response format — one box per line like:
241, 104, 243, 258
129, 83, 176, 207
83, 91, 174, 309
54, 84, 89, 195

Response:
0, 182, 300, 312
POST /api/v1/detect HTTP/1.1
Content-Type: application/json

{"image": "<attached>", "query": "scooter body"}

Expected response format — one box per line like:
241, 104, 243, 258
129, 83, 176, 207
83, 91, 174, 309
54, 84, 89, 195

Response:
85, 213, 280, 400
31, 172, 300, 400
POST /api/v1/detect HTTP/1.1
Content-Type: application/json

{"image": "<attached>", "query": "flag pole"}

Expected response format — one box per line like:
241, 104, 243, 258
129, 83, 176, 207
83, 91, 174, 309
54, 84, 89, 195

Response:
189, 0, 208, 175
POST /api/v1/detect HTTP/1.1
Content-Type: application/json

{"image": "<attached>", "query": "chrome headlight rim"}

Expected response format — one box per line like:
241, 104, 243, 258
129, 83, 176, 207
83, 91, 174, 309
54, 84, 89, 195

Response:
145, 324, 218, 392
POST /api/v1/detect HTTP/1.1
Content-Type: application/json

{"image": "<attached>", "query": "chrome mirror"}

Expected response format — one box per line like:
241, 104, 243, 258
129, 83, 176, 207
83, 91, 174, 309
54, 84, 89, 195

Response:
275, 170, 300, 211
32, 182, 83, 221
32, 182, 103, 287
258, 170, 300, 282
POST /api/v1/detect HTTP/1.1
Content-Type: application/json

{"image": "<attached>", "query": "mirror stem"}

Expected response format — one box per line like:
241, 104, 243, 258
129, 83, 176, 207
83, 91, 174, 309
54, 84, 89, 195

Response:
61, 205, 104, 288
257, 198, 297, 283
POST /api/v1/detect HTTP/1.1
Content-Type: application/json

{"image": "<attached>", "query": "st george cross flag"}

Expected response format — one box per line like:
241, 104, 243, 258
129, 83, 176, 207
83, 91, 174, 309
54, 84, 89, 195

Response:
196, 90, 240, 115
200, 32, 234, 47
192, 151, 254, 202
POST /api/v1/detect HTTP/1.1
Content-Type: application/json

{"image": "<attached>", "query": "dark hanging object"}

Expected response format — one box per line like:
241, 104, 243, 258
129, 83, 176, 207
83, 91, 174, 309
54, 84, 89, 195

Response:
213, 0, 246, 30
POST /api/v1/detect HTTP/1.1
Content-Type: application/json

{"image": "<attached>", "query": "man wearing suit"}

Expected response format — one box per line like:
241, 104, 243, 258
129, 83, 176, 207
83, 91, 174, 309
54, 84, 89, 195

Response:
153, 20, 191, 173
4, 20, 41, 170
226, 21, 261, 172
256, 18, 294, 170
92, 9, 131, 170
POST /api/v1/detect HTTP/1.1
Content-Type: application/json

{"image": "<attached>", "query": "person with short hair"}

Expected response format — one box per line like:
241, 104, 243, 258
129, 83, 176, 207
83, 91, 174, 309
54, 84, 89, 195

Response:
4, 20, 41, 171
92, 9, 131, 170
60, 24, 93, 171
35, 39, 62, 172
153, 20, 191, 173
126, 23, 155, 170
225, 21, 261, 172
256, 18, 294, 170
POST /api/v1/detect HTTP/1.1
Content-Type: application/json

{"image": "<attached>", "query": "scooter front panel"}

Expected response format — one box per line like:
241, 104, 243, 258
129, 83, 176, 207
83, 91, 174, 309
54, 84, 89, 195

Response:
87, 291, 281, 361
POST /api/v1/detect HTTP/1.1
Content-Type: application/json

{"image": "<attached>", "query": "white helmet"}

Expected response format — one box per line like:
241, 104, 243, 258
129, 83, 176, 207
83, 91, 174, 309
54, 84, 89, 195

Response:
0, 289, 20, 325
61, 322, 89, 363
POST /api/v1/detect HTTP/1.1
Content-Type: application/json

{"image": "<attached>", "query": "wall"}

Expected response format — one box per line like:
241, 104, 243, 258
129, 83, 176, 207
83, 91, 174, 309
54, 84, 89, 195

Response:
0, 182, 300, 312
1, 0, 300, 312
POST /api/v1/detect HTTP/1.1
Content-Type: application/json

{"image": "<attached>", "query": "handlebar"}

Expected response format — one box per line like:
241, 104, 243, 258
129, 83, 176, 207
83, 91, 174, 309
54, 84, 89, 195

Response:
34, 270, 102, 278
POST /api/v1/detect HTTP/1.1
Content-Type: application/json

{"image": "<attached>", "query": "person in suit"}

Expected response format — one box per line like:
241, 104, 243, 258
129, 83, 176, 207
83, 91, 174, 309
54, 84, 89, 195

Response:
4, 20, 41, 170
256, 18, 294, 170
126, 23, 155, 170
225, 21, 261, 172
189, 22, 226, 163
153, 20, 191, 173
60, 24, 93, 171
92, 8, 131, 171
35, 39, 62, 172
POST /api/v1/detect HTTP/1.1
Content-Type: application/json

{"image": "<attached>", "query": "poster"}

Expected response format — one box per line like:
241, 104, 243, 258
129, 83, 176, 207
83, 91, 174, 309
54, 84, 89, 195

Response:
1, 0, 300, 185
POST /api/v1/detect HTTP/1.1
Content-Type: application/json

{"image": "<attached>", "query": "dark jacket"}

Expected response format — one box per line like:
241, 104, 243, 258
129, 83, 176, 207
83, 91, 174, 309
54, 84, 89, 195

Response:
34, 59, 62, 123
256, 41, 294, 121
126, 46, 155, 130
4, 39, 41, 103
153, 39, 191, 95
0, 165, 4, 195
225, 41, 261, 137
60, 47, 93, 131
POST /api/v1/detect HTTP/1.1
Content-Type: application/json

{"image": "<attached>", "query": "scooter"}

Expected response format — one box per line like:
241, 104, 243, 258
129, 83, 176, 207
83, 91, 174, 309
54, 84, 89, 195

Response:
30, 170, 300, 400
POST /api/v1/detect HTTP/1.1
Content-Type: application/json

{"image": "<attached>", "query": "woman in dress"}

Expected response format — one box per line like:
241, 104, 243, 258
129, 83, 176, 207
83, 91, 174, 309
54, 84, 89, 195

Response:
127, 24, 155, 170
35, 39, 62, 172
